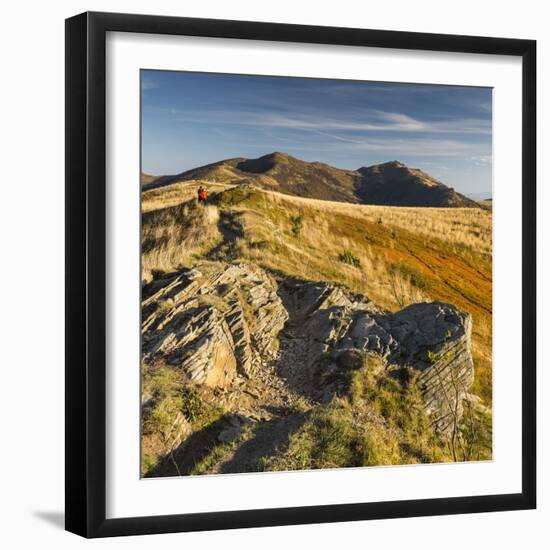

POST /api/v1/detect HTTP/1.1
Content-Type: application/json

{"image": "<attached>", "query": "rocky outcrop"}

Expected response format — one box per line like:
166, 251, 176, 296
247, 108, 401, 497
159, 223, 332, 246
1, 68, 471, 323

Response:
384, 302, 474, 433
278, 280, 474, 434
142, 263, 288, 387
142, 264, 474, 435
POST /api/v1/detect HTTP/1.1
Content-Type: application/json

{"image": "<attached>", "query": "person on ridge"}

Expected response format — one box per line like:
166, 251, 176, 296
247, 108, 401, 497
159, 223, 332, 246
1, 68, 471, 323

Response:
197, 185, 207, 206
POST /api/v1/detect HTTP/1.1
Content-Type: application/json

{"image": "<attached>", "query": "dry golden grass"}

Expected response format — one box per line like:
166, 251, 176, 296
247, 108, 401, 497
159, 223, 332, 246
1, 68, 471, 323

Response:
142, 180, 234, 213
141, 200, 221, 281
261, 188, 492, 258
142, 182, 493, 406
241, 189, 492, 403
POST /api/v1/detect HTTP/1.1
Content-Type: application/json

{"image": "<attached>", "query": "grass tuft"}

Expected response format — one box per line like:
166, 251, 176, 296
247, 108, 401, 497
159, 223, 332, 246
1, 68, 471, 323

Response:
290, 214, 303, 237
338, 249, 361, 268
261, 356, 456, 472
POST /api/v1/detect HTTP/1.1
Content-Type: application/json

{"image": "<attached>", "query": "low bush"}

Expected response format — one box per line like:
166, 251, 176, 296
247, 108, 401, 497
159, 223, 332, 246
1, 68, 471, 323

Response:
180, 385, 204, 422
338, 249, 361, 268
290, 214, 303, 237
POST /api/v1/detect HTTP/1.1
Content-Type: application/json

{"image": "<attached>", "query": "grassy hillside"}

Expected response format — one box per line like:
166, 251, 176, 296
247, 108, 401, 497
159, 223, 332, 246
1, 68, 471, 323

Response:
142, 181, 492, 399
141, 181, 493, 473
140, 172, 158, 186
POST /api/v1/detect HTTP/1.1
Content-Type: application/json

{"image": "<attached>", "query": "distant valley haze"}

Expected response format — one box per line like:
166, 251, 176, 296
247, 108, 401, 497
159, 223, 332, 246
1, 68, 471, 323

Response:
141, 70, 493, 198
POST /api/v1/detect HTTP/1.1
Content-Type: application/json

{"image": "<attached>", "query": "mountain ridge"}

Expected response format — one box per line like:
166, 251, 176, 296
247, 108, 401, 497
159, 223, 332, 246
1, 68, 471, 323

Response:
143, 152, 483, 208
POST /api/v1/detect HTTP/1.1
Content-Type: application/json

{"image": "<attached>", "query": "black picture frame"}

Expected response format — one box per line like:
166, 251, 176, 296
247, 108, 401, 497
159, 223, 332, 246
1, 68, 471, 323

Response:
65, 11, 536, 538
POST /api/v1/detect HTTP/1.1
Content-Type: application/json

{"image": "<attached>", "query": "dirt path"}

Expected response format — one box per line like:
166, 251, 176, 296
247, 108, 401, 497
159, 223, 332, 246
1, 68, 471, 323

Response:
214, 412, 309, 473
199, 340, 314, 472
171, 282, 318, 475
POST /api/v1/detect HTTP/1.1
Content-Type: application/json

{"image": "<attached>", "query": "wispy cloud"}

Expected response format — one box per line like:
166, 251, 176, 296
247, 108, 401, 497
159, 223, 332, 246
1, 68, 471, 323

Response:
142, 71, 492, 192
174, 108, 491, 136
166, 106, 491, 160
141, 77, 160, 91
192, 131, 490, 161
470, 154, 492, 166
346, 137, 488, 157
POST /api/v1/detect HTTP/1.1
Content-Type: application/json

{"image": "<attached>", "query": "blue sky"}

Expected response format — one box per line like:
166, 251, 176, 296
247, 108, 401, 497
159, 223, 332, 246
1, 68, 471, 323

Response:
141, 70, 492, 196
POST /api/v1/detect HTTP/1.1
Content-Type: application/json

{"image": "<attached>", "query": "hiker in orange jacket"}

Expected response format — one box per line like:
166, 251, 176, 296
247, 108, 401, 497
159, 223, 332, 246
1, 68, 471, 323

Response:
197, 186, 207, 205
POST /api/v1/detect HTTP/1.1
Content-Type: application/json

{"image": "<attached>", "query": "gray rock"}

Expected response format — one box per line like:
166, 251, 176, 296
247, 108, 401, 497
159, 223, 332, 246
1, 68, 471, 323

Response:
141, 263, 287, 388
389, 302, 474, 434
143, 264, 475, 436
279, 278, 474, 435
344, 302, 474, 434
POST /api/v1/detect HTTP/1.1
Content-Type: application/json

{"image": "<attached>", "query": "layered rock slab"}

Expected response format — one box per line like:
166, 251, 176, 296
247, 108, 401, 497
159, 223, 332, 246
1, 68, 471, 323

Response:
280, 280, 474, 434
143, 265, 474, 434
142, 263, 288, 387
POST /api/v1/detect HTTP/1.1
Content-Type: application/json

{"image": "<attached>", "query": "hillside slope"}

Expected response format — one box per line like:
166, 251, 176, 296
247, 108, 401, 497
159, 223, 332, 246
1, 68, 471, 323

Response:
142, 152, 482, 208
140, 172, 157, 186
141, 184, 493, 476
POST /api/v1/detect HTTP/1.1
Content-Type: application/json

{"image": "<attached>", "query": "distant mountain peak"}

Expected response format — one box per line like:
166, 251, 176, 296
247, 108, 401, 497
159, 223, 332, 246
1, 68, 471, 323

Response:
145, 152, 482, 208
356, 160, 480, 207
382, 160, 406, 168
235, 152, 299, 175
268, 151, 292, 159
359, 160, 412, 173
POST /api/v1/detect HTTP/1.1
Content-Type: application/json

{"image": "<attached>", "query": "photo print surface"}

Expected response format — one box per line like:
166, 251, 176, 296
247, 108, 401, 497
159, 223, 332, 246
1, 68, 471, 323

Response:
140, 70, 493, 478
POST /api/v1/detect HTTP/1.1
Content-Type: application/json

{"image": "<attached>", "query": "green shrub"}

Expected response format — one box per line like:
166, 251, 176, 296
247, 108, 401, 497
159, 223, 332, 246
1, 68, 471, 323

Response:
338, 249, 361, 268
141, 452, 158, 476
348, 365, 452, 464
147, 393, 184, 439
180, 385, 204, 422
290, 215, 303, 237
142, 363, 213, 435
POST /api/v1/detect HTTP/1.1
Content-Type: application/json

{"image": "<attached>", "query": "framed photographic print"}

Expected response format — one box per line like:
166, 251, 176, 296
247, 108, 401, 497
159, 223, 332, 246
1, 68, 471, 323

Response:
65, 11, 536, 538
